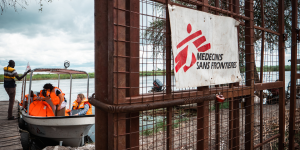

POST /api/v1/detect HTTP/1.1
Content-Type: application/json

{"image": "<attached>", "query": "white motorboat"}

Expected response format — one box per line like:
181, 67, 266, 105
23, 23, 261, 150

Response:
20, 64, 95, 147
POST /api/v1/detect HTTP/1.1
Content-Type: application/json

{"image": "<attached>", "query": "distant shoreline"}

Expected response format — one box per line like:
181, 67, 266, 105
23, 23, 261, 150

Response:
0, 71, 172, 82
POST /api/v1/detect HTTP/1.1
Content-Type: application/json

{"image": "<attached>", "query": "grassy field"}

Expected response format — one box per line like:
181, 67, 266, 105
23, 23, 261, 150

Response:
0, 73, 94, 82
0, 71, 174, 82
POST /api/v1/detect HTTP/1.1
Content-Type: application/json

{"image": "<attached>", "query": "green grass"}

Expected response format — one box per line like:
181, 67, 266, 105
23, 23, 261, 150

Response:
139, 71, 174, 76
0, 73, 95, 82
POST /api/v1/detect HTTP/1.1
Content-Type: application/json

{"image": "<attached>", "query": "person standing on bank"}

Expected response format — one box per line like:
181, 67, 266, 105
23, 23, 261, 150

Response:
4, 60, 30, 120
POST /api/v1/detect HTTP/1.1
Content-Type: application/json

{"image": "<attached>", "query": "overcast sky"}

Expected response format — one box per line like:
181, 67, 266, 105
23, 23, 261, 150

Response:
0, 0, 94, 74
0, 0, 293, 75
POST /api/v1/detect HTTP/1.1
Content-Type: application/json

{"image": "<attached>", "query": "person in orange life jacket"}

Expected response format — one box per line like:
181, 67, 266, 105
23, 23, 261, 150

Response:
42, 83, 67, 114
37, 89, 50, 100
72, 94, 92, 116
20, 90, 37, 109
4, 60, 30, 120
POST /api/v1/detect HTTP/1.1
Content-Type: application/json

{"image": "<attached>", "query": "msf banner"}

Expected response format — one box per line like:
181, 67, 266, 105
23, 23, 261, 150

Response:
168, 4, 242, 88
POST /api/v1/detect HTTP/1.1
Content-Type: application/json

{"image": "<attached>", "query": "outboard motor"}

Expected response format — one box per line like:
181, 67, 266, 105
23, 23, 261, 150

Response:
153, 79, 164, 92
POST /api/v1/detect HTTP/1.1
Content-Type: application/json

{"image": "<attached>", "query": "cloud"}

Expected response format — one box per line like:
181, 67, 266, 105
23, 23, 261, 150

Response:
0, 0, 94, 74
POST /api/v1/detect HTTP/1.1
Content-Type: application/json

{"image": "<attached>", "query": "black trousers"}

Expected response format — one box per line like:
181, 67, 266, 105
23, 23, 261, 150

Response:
5, 87, 16, 118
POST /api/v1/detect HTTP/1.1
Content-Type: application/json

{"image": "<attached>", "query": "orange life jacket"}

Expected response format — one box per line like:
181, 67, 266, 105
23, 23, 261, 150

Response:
29, 101, 55, 117
49, 87, 65, 106
20, 94, 37, 107
65, 109, 71, 116
72, 98, 93, 115
39, 90, 50, 98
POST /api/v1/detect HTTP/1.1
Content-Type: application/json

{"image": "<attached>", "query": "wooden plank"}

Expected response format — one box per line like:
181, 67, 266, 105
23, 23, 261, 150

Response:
0, 120, 18, 126
0, 116, 18, 120
0, 132, 20, 138
0, 141, 22, 148
0, 135, 20, 142
0, 128, 19, 134
0, 144, 22, 150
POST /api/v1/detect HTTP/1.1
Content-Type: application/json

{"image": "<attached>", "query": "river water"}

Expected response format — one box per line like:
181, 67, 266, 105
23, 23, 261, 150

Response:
0, 71, 294, 142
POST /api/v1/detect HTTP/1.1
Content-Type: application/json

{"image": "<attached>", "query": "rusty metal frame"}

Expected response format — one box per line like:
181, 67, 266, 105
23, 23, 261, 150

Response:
89, 94, 216, 113
94, 0, 287, 149
289, 0, 298, 149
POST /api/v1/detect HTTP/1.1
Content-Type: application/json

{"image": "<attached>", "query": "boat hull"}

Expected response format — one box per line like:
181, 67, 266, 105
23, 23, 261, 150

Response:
22, 110, 95, 147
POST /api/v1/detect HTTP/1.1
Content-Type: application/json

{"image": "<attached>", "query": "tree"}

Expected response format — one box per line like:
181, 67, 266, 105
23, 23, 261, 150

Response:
144, 0, 300, 84
0, 0, 51, 14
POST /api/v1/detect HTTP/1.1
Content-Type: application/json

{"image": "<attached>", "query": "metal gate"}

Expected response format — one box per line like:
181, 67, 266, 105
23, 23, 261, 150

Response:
288, 0, 300, 149
91, 0, 287, 149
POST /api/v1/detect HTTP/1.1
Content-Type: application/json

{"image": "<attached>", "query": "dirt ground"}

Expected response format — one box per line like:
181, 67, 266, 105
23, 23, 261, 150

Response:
139, 100, 298, 150
42, 100, 300, 150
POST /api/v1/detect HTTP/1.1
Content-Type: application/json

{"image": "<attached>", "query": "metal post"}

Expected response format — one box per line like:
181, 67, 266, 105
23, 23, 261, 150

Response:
245, 0, 254, 149
87, 74, 89, 98
27, 71, 33, 115
259, 1, 265, 149
23, 76, 27, 101
278, 0, 286, 149
196, 0, 209, 149
58, 74, 60, 88
21, 78, 24, 101
94, 0, 110, 149
166, 0, 173, 149
69, 74, 72, 109
289, 0, 298, 149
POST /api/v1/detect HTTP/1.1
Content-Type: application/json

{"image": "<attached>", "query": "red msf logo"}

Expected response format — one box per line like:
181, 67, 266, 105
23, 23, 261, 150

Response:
175, 24, 211, 73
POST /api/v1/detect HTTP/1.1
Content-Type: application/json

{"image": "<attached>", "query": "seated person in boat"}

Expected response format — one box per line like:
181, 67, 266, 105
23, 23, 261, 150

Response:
43, 83, 67, 116
72, 94, 92, 116
20, 90, 37, 109
38, 89, 50, 99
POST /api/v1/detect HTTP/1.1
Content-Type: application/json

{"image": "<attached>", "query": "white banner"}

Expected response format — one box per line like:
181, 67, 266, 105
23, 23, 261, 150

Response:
168, 5, 242, 88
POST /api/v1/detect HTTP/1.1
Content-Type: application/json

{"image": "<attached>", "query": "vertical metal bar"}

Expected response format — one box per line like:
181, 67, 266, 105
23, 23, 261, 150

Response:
215, 100, 220, 150
197, 1, 209, 149
94, 0, 110, 149
289, 0, 298, 149
229, 83, 234, 149
233, 96, 240, 150
214, 1, 220, 149
197, 87, 209, 149
69, 74, 72, 109
21, 78, 24, 101
58, 74, 60, 88
259, 0, 265, 149
245, 0, 254, 149
125, 0, 139, 149
166, 0, 173, 149
87, 74, 89, 98
232, 1, 240, 149
278, 0, 286, 149
27, 71, 33, 115
23, 76, 27, 102
112, 0, 126, 148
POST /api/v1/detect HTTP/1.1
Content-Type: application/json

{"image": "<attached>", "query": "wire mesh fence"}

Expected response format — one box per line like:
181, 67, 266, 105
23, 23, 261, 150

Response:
92, 0, 291, 149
